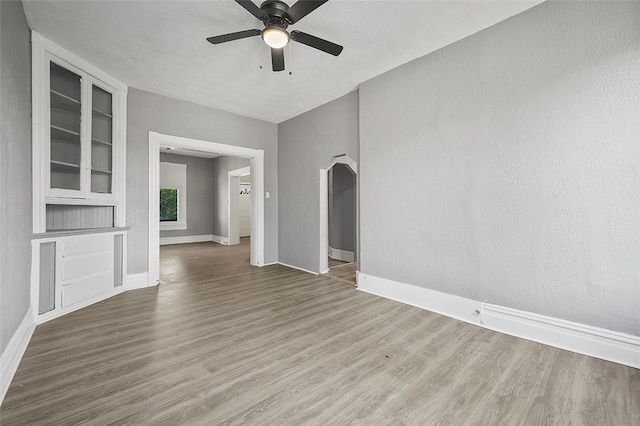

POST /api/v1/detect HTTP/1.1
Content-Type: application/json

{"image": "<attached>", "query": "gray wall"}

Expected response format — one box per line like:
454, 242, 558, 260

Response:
329, 164, 356, 254
359, 1, 640, 336
159, 153, 215, 238
278, 91, 359, 272
0, 0, 32, 354
212, 156, 250, 238
127, 89, 278, 274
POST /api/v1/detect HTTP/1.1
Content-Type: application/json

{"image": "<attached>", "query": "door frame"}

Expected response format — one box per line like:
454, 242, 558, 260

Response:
319, 155, 358, 273
228, 166, 251, 245
148, 132, 265, 285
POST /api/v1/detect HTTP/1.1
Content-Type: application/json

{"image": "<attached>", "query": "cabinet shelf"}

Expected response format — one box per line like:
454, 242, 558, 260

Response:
51, 125, 80, 142
91, 168, 112, 175
50, 89, 80, 112
91, 137, 112, 147
51, 160, 80, 172
52, 138, 80, 146
92, 107, 112, 119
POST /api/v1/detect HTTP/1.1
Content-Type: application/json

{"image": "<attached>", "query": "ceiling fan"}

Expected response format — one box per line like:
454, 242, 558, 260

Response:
207, 0, 343, 72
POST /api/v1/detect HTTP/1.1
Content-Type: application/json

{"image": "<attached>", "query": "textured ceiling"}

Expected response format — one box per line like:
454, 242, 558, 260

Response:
22, 0, 543, 123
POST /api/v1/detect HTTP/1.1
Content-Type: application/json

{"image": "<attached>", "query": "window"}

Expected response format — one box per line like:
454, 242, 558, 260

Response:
159, 189, 178, 222
160, 162, 187, 230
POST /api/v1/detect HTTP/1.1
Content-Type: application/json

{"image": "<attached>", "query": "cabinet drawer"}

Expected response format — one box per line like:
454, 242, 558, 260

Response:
62, 270, 113, 307
63, 234, 112, 257
61, 250, 112, 281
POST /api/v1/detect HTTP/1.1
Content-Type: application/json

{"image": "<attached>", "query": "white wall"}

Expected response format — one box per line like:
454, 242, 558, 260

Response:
0, 0, 32, 355
359, 1, 640, 336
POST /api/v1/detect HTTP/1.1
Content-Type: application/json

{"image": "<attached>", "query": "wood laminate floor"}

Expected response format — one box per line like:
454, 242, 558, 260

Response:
2, 240, 639, 425
326, 261, 357, 284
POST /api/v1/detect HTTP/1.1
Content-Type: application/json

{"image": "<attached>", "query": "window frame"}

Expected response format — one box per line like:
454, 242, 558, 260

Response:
159, 162, 187, 231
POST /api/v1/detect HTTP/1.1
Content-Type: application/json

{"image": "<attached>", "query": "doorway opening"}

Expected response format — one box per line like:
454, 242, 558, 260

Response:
319, 155, 357, 279
148, 132, 265, 286
228, 166, 251, 245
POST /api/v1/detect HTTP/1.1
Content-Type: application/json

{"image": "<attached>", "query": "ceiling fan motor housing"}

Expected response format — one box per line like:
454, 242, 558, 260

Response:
260, 0, 290, 29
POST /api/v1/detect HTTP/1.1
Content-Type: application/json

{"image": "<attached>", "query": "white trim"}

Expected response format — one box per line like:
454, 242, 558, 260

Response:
149, 135, 161, 286
228, 166, 251, 246
160, 234, 214, 245
32, 40, 47, 233
0, 308, 35, 405
159, 223, 187, 231
149, 132, 265, 282
278, 262, 320, 276
125, 272, 153, 290
319, 169, 329, 274
211, 235, 229, 245
320, 155, 357, 274
261, 262, 278, 267
481, 303, 640, 369
228, 174, 240, 246
357, 272, 640, 369
357, 273, 481, 325
328, 246, 355, 263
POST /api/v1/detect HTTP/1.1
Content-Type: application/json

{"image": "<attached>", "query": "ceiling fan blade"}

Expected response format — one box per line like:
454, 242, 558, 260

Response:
284, 0, 328, 24
235, 0, 268, 20
207, 29, 261, 44
290, 30, 343, 56
271, 48, 285, 72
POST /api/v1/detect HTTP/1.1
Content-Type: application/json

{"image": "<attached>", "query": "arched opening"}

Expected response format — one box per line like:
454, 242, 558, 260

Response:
319, 155, 357, 276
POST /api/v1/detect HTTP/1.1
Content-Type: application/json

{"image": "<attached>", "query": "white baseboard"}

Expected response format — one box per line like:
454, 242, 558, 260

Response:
125, 272, 157, 290
357, 273, 640, 369
357, 272, 482, 325
1, 307, 35, 405
211, 235, 229, 245
160, 234, 214, 246
328, 246, 355, 263
278, 262, 319, 275
481, 303, 640, 369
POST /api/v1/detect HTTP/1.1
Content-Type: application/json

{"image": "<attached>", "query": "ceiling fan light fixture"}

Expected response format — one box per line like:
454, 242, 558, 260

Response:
262, 27, 289, 49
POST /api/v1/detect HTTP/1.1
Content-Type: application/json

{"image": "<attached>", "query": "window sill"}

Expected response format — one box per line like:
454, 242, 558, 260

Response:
160, 223, 187, 231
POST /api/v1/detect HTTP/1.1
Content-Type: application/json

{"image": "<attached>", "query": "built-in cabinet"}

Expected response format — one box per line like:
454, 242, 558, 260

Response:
32, 31, 127, 233
48, 61, 116, 198
32, 230, 127, 323
31, 31, 128, 323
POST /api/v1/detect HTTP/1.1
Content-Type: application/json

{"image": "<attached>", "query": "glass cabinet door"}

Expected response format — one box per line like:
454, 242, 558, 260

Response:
90, 85, 113, 194
50, 63, 82, 191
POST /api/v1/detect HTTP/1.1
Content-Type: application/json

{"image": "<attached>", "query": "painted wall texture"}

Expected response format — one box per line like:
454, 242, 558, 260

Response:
329, 164, 356, 254
278, 91, 359, 273
126, 89, 278, 274
359, 1, 640, 336
0, 0, 32, 354
212, 156, 250, 238
159, 154, 215, 239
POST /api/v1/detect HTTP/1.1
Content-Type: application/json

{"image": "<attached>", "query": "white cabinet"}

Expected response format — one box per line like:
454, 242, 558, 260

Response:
32, 31, 127, 233
32, 229, 127, 323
